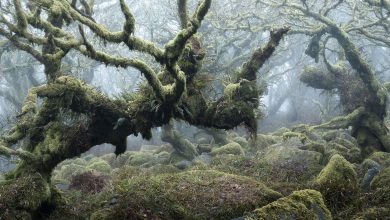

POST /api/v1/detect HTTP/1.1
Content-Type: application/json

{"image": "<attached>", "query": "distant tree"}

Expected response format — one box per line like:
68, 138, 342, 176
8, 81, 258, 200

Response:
259, 0, 390, 156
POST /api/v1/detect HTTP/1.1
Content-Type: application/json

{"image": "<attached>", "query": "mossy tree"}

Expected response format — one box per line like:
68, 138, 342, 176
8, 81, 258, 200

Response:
259, 0, 390, 157
0, 0, 288, 217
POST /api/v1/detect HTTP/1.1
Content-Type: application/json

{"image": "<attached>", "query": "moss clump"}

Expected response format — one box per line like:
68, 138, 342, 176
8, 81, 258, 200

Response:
300, 66, 336, 90
93, 170, 282, 219
99, 153, 116, 166
52, 163, 90, 185
315, 154, 358, 212
233, 136, 249, 148
325, 138, 362, 163
211, 142, 245, 156
354, 207, 390, 220
255, 134, 280, 149
368, 151, 390, 167
245, 189, 332, 220
371, 167, 390, 190
86, 160, 112, 173
0, 173, 51, 219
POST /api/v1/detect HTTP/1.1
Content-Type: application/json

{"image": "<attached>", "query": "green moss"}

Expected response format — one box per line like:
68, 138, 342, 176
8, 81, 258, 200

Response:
211, 142, 245, 156
224, 83, 241, 100
300, 66, 336, 90
93, 170, 282, 219
255, 134, 280, 149
233, 136, 249, 148
315, 154, 358, 212
0, 173, 51, 219
361, 158, 381, 174
245, 190, 332, 220
86, 160, 112, 173
371, 167, 390, 191
354, 207, 390, 220
52, 163, 89, 184
368, 151, 390, 167
99, 153, 116, 166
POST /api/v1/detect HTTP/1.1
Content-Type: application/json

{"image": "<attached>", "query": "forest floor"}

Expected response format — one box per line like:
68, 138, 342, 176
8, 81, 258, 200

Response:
22, 127, 390, 219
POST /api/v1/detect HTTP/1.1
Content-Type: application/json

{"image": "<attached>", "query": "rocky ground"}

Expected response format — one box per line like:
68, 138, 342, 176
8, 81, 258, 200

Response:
5, 127, 389, 219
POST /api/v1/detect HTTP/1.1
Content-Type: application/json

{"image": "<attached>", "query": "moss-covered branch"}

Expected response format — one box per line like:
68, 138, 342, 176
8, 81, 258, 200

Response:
365, 0, 390, 11
178, 0, 189, 29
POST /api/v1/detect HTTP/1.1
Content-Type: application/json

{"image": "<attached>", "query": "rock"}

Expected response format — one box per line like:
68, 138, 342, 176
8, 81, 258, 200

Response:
99, 153, 116, 166
194, 153, 212, 165
211, 142, 245, 156
325, 139, 361, 163
86, 159, 112, 173
175, 160, 192, 170
361, 167, 380, 191
315, 154, 358, 211
256, 134, 280, 149
370, 167, 390, 191
53, 163, 89, 184
196, 137, 210, 145
353, 207, 390, 220
197, 144, 212, 153
368, 152, 390, 168
245, 190, 332, 220
232, 136, 249, 148
92, 170, 282, 219
361, 159, 381, 174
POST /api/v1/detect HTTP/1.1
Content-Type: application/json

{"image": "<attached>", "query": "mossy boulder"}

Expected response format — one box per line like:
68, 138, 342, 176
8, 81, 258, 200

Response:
86, 160, 112, 173
371, 167, 390, 190
325, 138, 361, 163
99, 153, 116, 166
315, 154, 358, 212
354, 207, 390, 220
255, 134, 280, 149
92, 170, 282, 219
260, 144, 323, 181
368, 151, 390, 167
52, 163, 90, 184
245, 189, 332, 220
233, 136, 249, 148
211, 142, 245, 156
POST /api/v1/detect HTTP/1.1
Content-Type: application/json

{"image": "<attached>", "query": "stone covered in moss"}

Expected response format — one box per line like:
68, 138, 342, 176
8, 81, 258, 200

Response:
245, 189, 332, 220
315, 154, 358, 212
99, 153, 116, 166
92, 170, 282, 219
368, 151, 390, 167
210, 142, 245, 156
233, 136, 249, 148
255, 134, 280, 149
354, 207, 390, 220
325, 138, 361, 163
86, 159, 112, 173
52, 163, 90, 185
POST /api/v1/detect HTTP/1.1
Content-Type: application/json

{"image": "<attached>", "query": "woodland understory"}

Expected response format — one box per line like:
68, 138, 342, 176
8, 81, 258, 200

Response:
0, 0, 390, 219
